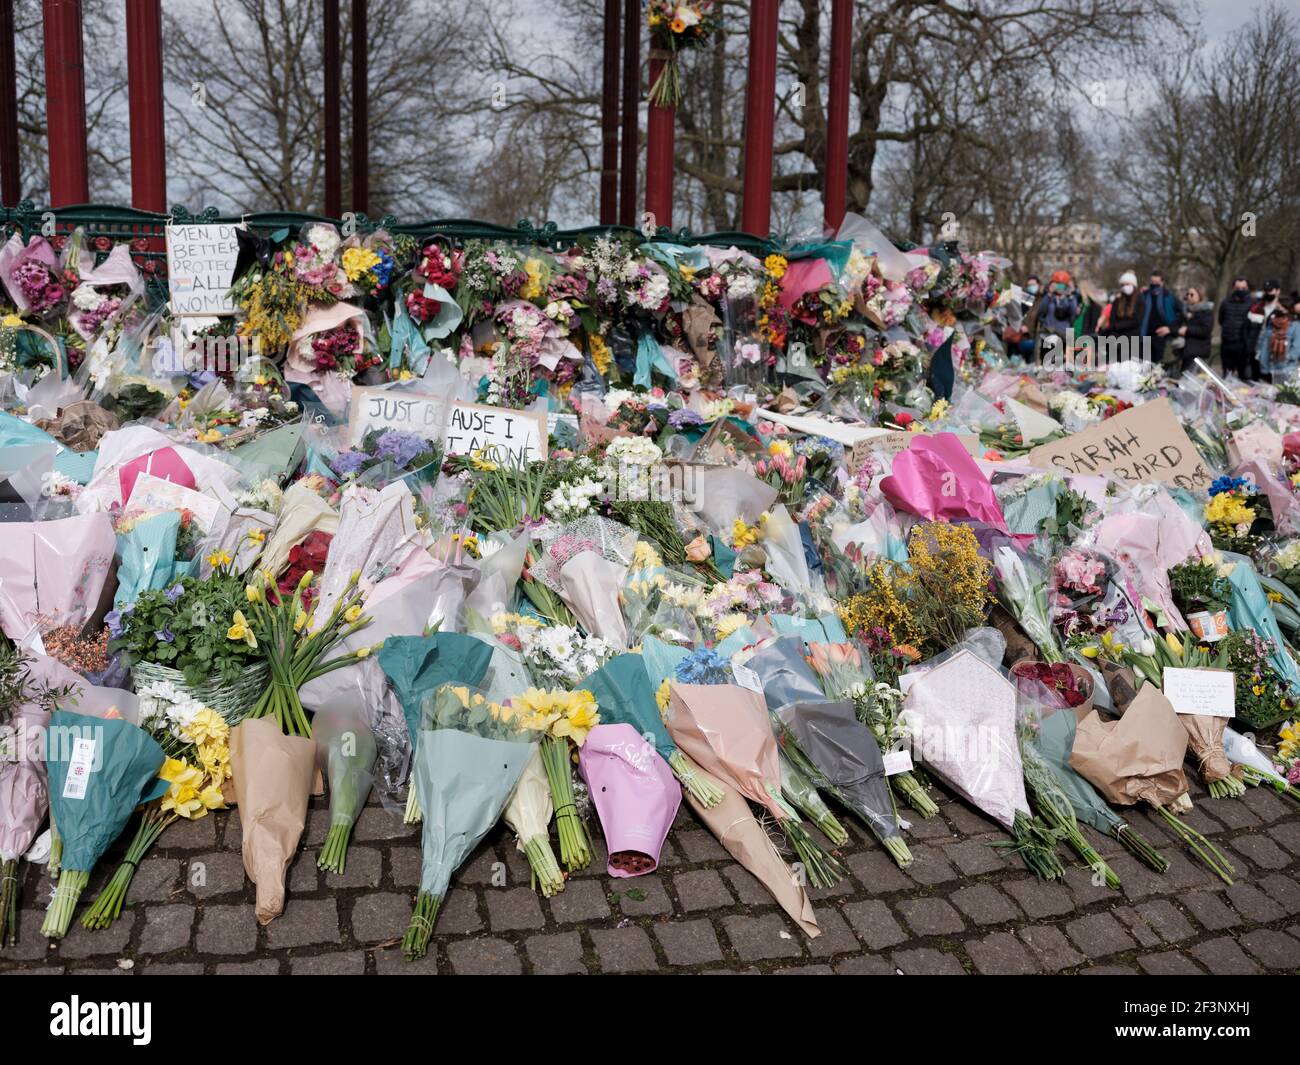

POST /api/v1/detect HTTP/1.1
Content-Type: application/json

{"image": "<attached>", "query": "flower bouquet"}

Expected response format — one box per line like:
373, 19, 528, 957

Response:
328, 429, 442, 493
81, 707, 229, 928
1168, 557, 1233, 644
41, 710, 167, 938
993, 545, 1063, 663
503, 748, 563, 897
578, 722, 682, 876
313, 704, 377, 874
665, 682, 849, 888
403, 684, 535, 959
512, 687, 600, 872
647, 0, 717, 106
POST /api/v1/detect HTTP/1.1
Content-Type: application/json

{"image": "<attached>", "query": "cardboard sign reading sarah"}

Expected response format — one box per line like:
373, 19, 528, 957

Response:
444, 402, 547, 465
1027, 398, 1212, 489
348, 387, 451, 445
165, 224, 240, 316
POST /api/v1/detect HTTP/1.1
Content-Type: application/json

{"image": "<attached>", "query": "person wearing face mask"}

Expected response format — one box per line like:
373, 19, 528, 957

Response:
1256, 282, 1300, 379
1104, 271, 1142, 338
1177, 286, 1214, 375
1218, 276, 1255, 379
1036, 270, 1080, 359
1140, 270, 1183, 367
1247, 279, 1285, 380
1005, 274, 1043, 360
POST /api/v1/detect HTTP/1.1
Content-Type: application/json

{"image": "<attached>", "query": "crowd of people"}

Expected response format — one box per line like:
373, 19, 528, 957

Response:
1005, 268, 1300, 380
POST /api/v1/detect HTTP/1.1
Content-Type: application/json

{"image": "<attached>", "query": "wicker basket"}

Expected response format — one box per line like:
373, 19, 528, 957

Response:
131, 660, 269, 725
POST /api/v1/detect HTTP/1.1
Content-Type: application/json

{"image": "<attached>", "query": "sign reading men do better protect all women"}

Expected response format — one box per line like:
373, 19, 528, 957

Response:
165, 224, 240, 315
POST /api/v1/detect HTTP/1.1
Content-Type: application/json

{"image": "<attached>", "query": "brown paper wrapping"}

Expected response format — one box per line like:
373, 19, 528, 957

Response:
37, 400, 120, 451
686, 781, 819, 938
1098, 659, 1140, 715
1069, 684, 1189, 808
990, 605, 1039, 667
230, 716, 316, 924
1178, 714, 1238, 785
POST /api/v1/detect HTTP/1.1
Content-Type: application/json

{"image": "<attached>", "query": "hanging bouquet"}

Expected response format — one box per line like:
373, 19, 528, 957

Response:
81, 708, 229, 928
646, 1, 722, 106
289, 223, 352, 300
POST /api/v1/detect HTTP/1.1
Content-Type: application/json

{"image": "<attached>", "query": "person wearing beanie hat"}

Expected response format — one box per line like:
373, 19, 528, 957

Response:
1106, 271, 1142, 338
1219, 275, 1255, 379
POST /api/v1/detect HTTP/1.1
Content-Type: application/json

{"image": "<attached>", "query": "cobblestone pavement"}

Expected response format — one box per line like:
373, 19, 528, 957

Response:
4, 777, 1300, 975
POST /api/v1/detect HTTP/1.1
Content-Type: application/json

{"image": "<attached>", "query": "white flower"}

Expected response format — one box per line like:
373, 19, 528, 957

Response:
307, 224, 341, 260
72, 283, 103, 311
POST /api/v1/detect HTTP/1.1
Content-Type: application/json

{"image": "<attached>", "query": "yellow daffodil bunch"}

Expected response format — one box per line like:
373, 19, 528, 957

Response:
517, 687, 601, 872
227, 610, 257, 648
732, 517, 760, 550
512, 687, 600, 747
341, 246, 381, 283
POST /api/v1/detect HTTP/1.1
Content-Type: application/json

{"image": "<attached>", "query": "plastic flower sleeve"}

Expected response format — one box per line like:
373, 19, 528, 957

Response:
557, 551, 629, 647
312, 705, 377, 873
578, 722, 681, 877
462, 531, 529, 634
0, 513, 115, 640
745, 634, 827, 710
0, 704, 49, 863
503, 748, 560, 895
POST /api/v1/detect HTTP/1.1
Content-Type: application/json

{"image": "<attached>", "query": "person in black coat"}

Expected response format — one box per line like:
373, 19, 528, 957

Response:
1218, 276, 1255, 379
1105, 270, 1142, 337
1178, 286, 1214, 375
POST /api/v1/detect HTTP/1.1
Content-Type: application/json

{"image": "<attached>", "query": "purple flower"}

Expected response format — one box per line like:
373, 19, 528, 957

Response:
331, 449, 368, 477
164, 583, 185, 603
105, 609, 124, 638
373, 430, 431, 469
154, 627, 174, 644
668, 409, 704, 430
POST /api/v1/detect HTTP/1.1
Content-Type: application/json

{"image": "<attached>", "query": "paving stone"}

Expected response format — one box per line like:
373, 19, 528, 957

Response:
1112, 855, 1167, 900
215, 960, 280, 975
1078, 964, 1139, 974
907, 809, 957, 838
950, 884, 1020, 926
1064, 864, 1116, 907
722, 914, 804, 960
353, 807, 415, 841
967, 932, 1039, 974
1238, 928, 1300, 970
1268, 819, 1300, 856
1208, 799, 1261, 831
436, 888, 484, 934
1189, 937, 1261, 974
903, 845, 959, 885
264, 899, 339, 949
138, 905, 195, 955
1115, 906, 1162, 949
447, 937, 523, 975
1017, 925, 1084, 972
132, 858, 181, 901
842, 900, 907, 950
1004, 877, 1074, 918
895, 897, 964, 936
485, 886, 546, 931
291, 951, 366, 975
350, 892, 413, 942
195, 903, 257, 955
1185, 890, 1243, 931
774, 964, 835, 974
373, 946, 439, 975
610, 877, 672, 916
945, 837, 1005, 876
1137, 951, 1203, 975
388, 847, 421, 889
288, 854, 319, 894
654, 920, 725, 966
943, 802, 999, 836
891, 947, 965, 975
1231, 834, 1292, 871
323, 846, 382, 888
807, 906, 861, 958
591, 926, 658, 972
1258, 873, 1300, 915
185, 852, 246, 898
143, 963, 204, 975
1225, 882, 1285, 923
525, 932, 587, 974
833, 955, 897, 975
673, 869, 735, 911
675, 830, 728, 862
1242, 786, 1291, 822
57, 914, 136, 959
159, 815, 216, 849
1065, 913, 1136, 957
720, 864, 774, 905
1134, 899, 1196, 944
547, 878, 611, 924
845, 849, 911, 892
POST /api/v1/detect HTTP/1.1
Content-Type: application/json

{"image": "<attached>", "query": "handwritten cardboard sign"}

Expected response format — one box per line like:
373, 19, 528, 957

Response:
165, 224, 240, 316
1163, 667, 1235, 719
1027, 397, 1212, 490
348, 387, 452, 445
444, 401, 547, 465
127, 472, 224, 532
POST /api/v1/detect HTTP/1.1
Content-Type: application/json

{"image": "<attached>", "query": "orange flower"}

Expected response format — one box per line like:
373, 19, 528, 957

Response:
685, 535, 711, 563
670, 16, 686, 32
894, 644, 922, 662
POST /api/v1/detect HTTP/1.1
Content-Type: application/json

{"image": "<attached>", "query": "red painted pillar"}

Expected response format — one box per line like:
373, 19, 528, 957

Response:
618, 0, 639, 227
823, 0, 852, 234
43, 0, 89, 207
741, 0, 778, 237
599, 0, 620, 224
350, 0, 368, 215
125, 0, 165, 212
323, 0, 341, 216
644, 56, 673, 231
0, 0, 20, 204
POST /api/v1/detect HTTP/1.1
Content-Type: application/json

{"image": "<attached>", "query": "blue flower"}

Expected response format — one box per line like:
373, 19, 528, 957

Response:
331, 449, 368, 477
164, 583, 185, 603
154, 627, 175, 644
668, 409, 704, 430
105, 609, 124, 639
675, 647, 733, 685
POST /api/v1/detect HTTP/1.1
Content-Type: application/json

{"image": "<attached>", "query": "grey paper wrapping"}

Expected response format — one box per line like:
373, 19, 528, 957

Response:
230, 716, 316, 924
777, 699, 900, 840
0, 705, 49, 862
746, 634, 826, 711
1069, 684, 1189, 808
685, 780, 819, 938
558, 551, 629, 648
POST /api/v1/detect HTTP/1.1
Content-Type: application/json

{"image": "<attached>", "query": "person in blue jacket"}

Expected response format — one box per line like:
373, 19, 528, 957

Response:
1139, 270, 1183, 368
1258, 302, 1300, 379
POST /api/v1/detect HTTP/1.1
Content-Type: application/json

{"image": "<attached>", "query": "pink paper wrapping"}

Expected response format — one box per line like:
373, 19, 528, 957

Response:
1235, 459, 1300, 537
285, 302, 366, 415
0, 513, 115, 640
778, 258, 833, 312
665, 683, 786, 820
0, 705, 50, 862
578, 723, 681, 876
1091, 506, 1213, 631
558, 552, 629, 648
881, 432, 1013, 532
118, 446, 197, 506
0, 234, 59, 312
